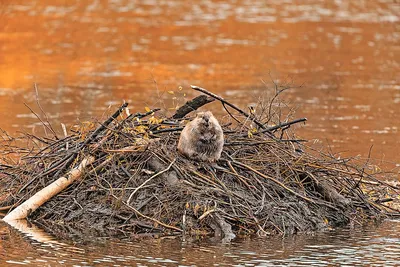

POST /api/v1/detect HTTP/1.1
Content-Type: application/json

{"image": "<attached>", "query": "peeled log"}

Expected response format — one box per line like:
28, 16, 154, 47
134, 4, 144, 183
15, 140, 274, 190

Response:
3, 156, 95, 222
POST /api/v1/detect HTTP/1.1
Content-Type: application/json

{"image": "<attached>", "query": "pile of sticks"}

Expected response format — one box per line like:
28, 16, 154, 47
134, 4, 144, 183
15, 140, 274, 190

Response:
0, 85, 398, 240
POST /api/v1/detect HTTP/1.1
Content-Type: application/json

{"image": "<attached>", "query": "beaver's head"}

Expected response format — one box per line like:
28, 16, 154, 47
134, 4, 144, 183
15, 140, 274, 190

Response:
196, 111, 214, 128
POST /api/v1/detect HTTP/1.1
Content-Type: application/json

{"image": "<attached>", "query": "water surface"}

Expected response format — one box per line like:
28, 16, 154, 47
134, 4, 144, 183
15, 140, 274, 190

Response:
0, 0, 399, 162
1, 220, 400, 266
0, 0, 399, 266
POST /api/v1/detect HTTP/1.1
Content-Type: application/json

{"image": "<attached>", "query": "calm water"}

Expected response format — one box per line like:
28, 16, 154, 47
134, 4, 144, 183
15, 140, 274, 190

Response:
1, 220, 400, 266
0, 0, 399, 265
0, 0, 399, 162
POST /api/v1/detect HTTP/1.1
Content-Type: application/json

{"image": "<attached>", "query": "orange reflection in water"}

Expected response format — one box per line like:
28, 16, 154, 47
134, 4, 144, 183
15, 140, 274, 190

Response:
0, 0, 399, 165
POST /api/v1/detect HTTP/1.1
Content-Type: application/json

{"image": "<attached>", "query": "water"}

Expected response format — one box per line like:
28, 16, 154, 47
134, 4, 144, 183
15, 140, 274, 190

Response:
1, 220, 400, 266
0, 0, 399, 265
0, 0, 399, 162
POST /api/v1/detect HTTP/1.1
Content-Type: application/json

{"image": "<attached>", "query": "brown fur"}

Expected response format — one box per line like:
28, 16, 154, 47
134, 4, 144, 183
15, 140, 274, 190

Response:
177, 111, 224, 162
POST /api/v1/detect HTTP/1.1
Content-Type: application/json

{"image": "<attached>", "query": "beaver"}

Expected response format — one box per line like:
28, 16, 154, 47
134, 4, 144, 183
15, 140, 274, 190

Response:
177, 111, 224, 162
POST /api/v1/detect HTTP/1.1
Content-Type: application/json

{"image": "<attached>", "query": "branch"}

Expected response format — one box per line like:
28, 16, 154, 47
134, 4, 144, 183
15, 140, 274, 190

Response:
83, 102, 128, 147
33, 83, 58, 139
260, 118, 307, 134
190, 85, 267, 130
171, 95, 215, 119
4, 156, 95, 221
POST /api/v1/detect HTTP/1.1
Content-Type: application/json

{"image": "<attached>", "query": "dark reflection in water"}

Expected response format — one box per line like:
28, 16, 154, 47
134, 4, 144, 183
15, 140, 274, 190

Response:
1, 220, 400, 266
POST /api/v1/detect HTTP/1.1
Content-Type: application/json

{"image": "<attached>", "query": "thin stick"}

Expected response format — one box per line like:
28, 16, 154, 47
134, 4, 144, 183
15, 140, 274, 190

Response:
0, 205, 12, 211
233, 161, 315, 204
261, 118, 307, 133
152, 127, 183, 134
23, 103, 54, 138
33, 83, 58, 139
190, 85, 267, 130
83, 103, 128, 147
112, 194, 182, 232
127, 159, 175, 204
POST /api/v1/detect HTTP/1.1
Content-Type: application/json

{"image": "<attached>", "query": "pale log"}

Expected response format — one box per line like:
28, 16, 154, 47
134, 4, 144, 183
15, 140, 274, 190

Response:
3, 156, 95, 222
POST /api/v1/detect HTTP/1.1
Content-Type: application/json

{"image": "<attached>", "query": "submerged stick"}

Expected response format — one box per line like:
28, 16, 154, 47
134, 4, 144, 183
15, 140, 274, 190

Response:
4, 219, 84, 252
3, 156, 95, 222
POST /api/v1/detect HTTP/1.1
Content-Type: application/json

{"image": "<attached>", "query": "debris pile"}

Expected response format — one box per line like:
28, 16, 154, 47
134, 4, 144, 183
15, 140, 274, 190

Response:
1, 86, 399, 240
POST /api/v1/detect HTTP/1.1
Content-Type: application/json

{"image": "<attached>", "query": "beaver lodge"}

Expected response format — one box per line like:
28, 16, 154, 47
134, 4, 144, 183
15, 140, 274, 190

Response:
0, 85, 399, 241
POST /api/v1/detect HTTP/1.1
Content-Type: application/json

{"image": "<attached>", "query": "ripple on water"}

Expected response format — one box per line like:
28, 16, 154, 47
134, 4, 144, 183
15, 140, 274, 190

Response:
1, 220, 400, 266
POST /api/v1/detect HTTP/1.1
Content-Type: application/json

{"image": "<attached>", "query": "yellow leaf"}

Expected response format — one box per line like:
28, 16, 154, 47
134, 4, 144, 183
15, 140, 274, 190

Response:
149, 116, 163, 124
178, 86, 183, 91
249, 106, 256, 114
194, 203, 200, 216
144, 106, 151, 112
247, 128, 257, 138
185, 202, 190, 209
167, 90, 174, 94
135, 125, 148, 134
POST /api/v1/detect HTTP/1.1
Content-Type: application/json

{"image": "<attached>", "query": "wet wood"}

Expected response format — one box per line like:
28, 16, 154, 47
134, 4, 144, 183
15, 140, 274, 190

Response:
3, 156, 95, 222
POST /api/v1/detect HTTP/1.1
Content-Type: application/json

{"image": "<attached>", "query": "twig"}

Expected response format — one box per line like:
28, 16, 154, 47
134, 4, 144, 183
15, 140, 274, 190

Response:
190, 85, 267, 130
23, 103, 55, 139
126, 108, 161, 122
127, 159, 176, 204
33, 83, 58, 139
354, 145, 373, 189
83, 103, 128, 147
152, 127, 183, 134
112, 194, 182, 232
0, 205, 12, 211
233, 161, 315, 204
261, 118, 307, 133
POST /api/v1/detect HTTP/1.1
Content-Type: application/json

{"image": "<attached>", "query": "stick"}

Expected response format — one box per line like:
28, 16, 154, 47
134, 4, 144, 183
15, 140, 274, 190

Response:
127, 159, 176, 204
233, 161, 315, 204
83, 103, 128, 147
171, 95, 215, 119
126, 108, 161, 122
261, 118, 307, 133
190, 85, 267, 129
34, 83, 58, 139
0, 205, 12, 211
3, 156, 95, 222
152, 127, 183, 134
110, 194, 182, 232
